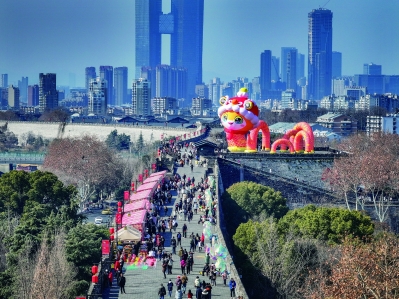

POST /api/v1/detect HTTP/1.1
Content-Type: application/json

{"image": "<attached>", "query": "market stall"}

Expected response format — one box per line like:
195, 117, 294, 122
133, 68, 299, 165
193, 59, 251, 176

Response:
123, 199, 150, 213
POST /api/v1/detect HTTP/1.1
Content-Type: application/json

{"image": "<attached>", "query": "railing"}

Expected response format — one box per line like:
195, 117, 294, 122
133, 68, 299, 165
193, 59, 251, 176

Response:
0, 152, 45, 163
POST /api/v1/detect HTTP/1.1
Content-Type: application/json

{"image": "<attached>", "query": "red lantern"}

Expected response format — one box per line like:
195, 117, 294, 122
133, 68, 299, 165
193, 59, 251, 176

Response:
92, 275, 98, 284
138, 174, 143, 182
91, 265, 98, 275
124, 190, 130, 200
117, 207, 122, 213
109, 227, 115, 235
117, 201, 122, 207
110, 234, 114, 241
151, 163, 156, 170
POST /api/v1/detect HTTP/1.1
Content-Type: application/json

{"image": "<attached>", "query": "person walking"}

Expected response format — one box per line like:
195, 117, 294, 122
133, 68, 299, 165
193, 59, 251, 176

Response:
177, 232, 182, 246
158, 283, 167, 299
118, 273, 126, 294
168, 257, 174, 275
221, 270, 227, 286
187, 289, 193, 299
167, 279, 174, 297
171, 236, 177, 254
182, 223, 188, 238
195, 286, 202, 299
229, 278, 236, 299
180, 259, 186, 275
162, 260, 168, 278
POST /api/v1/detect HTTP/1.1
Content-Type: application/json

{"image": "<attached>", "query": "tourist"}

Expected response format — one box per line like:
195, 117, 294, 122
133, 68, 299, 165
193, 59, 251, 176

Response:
118, 273, 126, 294
187, 289, 193, 299
229, 278, 236, 298
158, 283, 167, 299
167, 279, 174, 297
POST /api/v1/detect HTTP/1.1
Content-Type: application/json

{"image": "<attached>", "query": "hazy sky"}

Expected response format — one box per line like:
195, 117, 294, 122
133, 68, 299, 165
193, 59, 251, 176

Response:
0, 0, 398, 87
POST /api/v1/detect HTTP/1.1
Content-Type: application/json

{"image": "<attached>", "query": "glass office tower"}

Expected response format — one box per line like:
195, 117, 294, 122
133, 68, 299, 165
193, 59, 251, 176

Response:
308, 8, 333, 101
135, 0, 204, 100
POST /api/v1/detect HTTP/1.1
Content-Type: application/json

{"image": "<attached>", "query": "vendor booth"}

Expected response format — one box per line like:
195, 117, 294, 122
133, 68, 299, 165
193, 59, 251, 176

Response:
124, 199, 150, 213
114, 225, 142, 242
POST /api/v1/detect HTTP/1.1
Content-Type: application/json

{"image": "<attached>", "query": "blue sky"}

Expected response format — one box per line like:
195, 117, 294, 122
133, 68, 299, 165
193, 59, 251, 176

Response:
0, 0, 398, 87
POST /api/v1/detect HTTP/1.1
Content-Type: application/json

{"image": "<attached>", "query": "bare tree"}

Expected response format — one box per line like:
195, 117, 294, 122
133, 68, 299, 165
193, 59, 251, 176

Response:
19, 231, 76, 299
43, 135, 123, 206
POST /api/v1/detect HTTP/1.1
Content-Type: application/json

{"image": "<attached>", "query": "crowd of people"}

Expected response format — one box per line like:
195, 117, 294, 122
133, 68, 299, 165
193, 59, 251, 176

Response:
104, 140, 239, 298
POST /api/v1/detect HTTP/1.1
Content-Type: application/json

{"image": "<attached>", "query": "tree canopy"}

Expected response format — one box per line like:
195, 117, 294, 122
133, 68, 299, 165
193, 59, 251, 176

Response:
43, 135, 124, 204
224, 181, 288, 219
277, 204, 374, 244
105, 129, 131, 150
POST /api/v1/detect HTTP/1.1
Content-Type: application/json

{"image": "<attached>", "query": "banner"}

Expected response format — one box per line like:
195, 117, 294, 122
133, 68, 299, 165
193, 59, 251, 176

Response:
124, 190, 130, 200
102, 240, 110, 255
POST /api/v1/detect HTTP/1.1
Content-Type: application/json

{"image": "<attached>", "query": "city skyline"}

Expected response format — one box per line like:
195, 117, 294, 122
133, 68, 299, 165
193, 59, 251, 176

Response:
0, 0, 398, 87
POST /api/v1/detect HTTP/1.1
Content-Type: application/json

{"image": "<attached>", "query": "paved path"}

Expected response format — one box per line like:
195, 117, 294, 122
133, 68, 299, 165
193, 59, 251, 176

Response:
103, 160, 232, 299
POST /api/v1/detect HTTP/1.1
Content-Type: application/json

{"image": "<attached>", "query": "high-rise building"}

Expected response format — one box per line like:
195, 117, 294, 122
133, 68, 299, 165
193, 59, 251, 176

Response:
271, 56, 280, 83
260, 50, 272, 99
281, 47, 296, 83
191, 97, 212, 116
8, 85, 20, 109
308, 8, 333, 101
281, 89, 297, 109
88, 78, 107, 115
332, 51, 342, 78
141, 65, 187, 101
114, 67, 128, 106
132, 78, 151, 116
39, 73, 58, 112
18, 77, 28, 104
99, 66, 113, 106
28, 85, 39, 106
297, 53, 305, 80
151, 97, 178, 115
85, 67, 96, 90
0, 88, 8, 108
208, 78, 222, 107
363, 63, 382, 75
286, 49, 297, 90
135, 0, 204, 100
1, 74, 8, 88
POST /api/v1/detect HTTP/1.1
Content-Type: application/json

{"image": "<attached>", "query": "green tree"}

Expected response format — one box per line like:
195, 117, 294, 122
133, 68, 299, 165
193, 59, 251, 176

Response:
224, 181, 288, 218
65, 224, 109, 296
105, 129, 118, 149
233, 217, 324, 298
136, 131, 144, 150
277, 205, 374, 244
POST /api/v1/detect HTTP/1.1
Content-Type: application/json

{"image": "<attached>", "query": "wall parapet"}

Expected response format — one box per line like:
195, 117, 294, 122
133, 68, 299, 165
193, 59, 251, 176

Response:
214, 161, 249, 299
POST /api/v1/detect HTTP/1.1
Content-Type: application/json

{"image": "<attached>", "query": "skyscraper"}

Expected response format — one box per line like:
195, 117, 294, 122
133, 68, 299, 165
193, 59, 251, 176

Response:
332, 51, 342, 78
88, 78, 107, 115
286, 48, 297, 90
271, 56, 280, 83
28, 85, 39, 106
114, 67, 128, 106
132, 78, 151, 116
260, 50, 272, 99
308, 8, 333, 101
363, 63, 382, 75
99, 66, 113, 106
281, 47, 297, 84
297, 53, 305, 80
135, 0, 204, 100
39, 73, 58, 112
1, 74, 8, 88
18, 77, 28, 104
8, 85, 20, 109
85, 67, 96, 90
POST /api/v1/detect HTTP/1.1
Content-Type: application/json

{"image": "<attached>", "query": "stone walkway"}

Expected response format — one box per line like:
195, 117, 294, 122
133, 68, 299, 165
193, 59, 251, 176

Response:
103, 160, 232, 299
